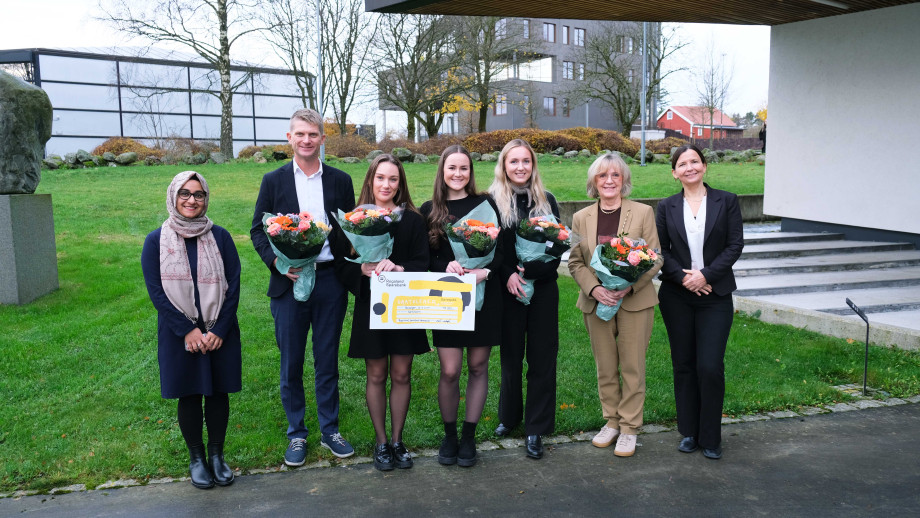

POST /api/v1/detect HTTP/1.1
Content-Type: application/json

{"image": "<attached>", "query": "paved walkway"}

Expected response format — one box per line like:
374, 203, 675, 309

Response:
4, 401, 919, 517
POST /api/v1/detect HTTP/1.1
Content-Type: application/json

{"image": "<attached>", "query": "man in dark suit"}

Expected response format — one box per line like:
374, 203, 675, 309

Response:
250, 108, 356, 466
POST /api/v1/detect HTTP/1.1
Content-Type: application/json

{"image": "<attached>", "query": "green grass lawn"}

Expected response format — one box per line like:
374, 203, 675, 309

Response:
0, 159, 916, 493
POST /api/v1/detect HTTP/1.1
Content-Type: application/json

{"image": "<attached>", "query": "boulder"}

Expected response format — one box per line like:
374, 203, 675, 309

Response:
145, 156, 161, 166
413, 153, 429, 163
564, 150, 579, 159
599, 149, 611, 155
428, 154, 439, 163
470, 152, 482, 161
366, 150, 384, 161
391, 147, 412, 160
703, 150, 719, 163
480, 153, 497, 162
342, 156, 361, 164
272, 151, 287, 161
42, 157, 62, 169
187, 152, 208, 165
102, 152, 117, 162
210, 152, 227, 164
634, 149, 654, 163
0, 71, 53, 194
252, 151, 267, 164
552, 147, 565, 155
75, 149, 93, 163
653, 153, 669, 163
115, 152, 138, 165
63, 152, 78, 165
579, 149, 592, 157
91, 156, 105, 167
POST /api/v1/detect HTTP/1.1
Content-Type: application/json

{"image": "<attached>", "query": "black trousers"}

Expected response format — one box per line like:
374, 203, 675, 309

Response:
658, 281, 734, 450
498, 280, 559, 436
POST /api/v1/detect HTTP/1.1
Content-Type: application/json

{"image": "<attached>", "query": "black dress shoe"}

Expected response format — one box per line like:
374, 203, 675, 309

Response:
494, 423, 514, 437
702, 445, 723, 460
188, 444, 215, 489
373, 442, 395, 471
391, 441, 413, 469
525, 435, 543, 459
678, 436, 699, 453
438, 435, 458, 465
457, 436, 477, 467
207, 443, 235, 486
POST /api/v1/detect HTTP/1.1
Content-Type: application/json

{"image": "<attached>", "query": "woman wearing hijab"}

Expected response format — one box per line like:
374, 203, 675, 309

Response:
141, 171, 242, 489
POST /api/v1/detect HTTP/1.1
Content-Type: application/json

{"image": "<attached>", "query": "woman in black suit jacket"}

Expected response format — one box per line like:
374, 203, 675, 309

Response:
656, 144, 744, 460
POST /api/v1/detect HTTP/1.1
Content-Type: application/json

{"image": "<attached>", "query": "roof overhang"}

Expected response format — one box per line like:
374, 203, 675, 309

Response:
365, 0, 918, 26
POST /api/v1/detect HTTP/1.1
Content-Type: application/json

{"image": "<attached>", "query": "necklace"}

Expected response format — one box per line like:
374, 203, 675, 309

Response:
600, 206, 620, 215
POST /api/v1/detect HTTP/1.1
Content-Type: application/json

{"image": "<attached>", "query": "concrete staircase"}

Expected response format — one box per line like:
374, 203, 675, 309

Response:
733, 231, 920, 349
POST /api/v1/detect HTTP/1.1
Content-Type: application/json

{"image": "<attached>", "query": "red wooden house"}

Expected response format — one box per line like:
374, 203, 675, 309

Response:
657, 106, 742, 139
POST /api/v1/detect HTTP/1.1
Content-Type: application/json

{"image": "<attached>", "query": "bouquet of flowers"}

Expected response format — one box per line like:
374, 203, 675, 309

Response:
336, 204, 403, 263
444, 200, 500, 310
589, 234, 660, 321
262, 211, 331, 301
513, 214, 575, 305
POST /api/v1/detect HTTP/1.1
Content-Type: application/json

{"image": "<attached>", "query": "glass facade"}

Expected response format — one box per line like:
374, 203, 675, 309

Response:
0, 49, 311, 157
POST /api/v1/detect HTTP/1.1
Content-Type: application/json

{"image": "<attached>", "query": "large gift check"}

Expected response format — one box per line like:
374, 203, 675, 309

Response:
369, 271, 477, 330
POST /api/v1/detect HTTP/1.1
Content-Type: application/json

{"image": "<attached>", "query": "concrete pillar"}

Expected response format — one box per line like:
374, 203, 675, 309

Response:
0, 194, 59, 304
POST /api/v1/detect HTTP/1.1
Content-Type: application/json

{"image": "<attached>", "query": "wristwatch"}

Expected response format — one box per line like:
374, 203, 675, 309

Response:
483, 268, 492, 280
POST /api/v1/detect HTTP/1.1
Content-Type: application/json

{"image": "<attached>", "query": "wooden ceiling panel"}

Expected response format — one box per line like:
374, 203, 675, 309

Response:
365, 0, 919, 25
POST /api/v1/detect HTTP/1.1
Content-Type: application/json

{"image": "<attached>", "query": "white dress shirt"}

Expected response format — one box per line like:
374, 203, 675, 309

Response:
683, 196, 707, 271
293, 161, 334, 263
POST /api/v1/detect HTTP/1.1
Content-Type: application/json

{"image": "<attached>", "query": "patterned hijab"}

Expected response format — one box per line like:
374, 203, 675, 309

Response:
159, 171, 227, 331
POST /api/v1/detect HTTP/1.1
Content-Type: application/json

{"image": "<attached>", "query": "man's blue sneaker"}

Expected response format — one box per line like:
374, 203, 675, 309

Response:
284, 438, 307, 467
320, 432, 355, 458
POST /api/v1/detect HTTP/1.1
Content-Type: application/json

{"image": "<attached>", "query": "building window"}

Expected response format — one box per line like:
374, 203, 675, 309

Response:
627, 69, 634, 84
676, 129, 682, 134
495, 18, 507, 39
697, 127, 703, 136
523, 19, 530, 39
543, 97, 556, 116
562, 61, 573, 80
574, 28, 585, 46
494, 94, 508, 115
562, 26, 570, 45
577, 63, 585, 81
543, 23, 555, 43
667, 110, 673, 120
562, 98, 570, 117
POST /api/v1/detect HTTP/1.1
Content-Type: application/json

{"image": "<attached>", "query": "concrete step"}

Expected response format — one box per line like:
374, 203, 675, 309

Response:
841, 309, 920, 329
734, 267, 920, 296
743, 286, 920, 315
740, 240, 915, 260
743, 231, 845, 245
732, 250, 920, 277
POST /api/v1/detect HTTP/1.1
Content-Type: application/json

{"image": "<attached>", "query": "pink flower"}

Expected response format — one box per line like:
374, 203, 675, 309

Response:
648, 249, 658, 260
558, 229, 570, 241
627, 250, 642, 266
299, 211, 312, 222
349, 212, 366, 223
297, 219, 312, 231
486, 227, 500, 239
623, 237, 634, 247
267, 223, 282, 236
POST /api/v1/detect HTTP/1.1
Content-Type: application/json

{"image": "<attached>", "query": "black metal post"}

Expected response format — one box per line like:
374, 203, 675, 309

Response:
845, 298, 870, 396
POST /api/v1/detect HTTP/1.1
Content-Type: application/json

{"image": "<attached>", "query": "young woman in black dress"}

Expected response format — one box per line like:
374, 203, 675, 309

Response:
489, 139, 561, 460
141, 171, 241, 489
334, 154, 430, 471
420, 145, 502, 467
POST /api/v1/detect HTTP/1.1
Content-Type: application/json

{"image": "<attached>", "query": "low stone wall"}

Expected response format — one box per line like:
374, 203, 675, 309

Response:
557, 194, 771, 227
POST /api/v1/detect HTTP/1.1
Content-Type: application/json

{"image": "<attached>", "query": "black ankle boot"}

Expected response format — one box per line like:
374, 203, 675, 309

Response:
188, 444, 215, 489
208, 443, 234, 486
457, 421, 477, 467
438, 421, 458, 465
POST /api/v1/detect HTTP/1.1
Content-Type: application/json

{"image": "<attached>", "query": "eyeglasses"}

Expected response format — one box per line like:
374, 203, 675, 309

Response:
177, 189, 207, 201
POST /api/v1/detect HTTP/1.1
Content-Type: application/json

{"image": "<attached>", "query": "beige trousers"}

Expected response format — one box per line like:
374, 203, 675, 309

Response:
583, 306, 654, 435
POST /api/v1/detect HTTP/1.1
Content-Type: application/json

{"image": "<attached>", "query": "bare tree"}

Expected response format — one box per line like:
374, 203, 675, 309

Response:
453, 16, 537, 133
563, 23, 686, 137
0, 63, 34, 83
262, 0, 322, 112
695, 39, 733, 149
371, 14, 458, 140
322, 0, 376, 136
100, 0, 268, 155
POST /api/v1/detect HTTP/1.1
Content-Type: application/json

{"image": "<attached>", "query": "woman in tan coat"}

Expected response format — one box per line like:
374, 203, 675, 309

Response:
568, 153, 661, 457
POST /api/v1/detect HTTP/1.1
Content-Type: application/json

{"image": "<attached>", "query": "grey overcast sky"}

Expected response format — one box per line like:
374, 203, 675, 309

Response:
0, 1, 770, 120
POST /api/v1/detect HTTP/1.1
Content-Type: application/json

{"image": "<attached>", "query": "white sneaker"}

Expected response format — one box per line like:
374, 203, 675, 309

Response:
591, 425, 619, 448
614, 433, 637, 457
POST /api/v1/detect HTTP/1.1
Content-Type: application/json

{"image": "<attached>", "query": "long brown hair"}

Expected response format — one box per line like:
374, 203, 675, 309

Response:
356, 154, 418, 213
427, 145, 479, 248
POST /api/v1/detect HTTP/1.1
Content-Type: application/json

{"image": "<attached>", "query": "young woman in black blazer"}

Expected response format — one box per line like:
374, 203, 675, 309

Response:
334, 154, 429, 471
655, 144, 744, 460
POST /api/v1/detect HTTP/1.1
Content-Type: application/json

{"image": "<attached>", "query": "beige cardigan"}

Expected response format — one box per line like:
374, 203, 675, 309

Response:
568, 199, 663, 314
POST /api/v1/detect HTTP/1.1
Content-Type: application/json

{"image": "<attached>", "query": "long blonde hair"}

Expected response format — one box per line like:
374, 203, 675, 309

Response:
489, 139, 552, 228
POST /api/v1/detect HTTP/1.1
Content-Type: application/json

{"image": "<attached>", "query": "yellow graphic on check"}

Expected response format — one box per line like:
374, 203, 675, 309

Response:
370, 273, 476, 330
